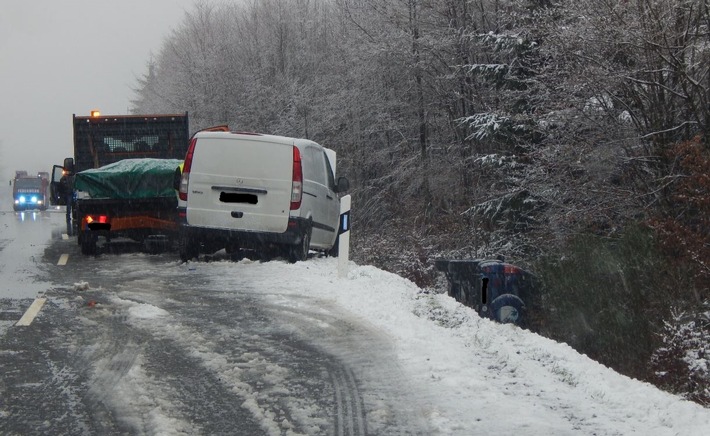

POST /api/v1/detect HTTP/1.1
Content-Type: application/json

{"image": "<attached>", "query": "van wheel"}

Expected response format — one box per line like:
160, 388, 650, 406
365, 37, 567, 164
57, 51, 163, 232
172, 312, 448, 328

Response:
288, 227, 311, 263
179, 235, 199, 262
327, 233, 339, 257
225, 243, 245, 261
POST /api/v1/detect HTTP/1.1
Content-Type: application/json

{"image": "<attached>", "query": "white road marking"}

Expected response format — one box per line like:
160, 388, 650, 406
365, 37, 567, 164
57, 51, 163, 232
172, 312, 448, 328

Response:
16, 298, 47, 326
58, 254, 69, 265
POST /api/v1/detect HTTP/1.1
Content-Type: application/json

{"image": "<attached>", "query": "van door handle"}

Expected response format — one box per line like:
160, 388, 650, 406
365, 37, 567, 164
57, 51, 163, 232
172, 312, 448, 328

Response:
326, 195, 333, 200
231, 211, 244, 218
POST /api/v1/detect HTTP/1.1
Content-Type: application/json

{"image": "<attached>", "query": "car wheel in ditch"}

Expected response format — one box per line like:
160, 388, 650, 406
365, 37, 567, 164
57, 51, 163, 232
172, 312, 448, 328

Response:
490, 294, 526, 325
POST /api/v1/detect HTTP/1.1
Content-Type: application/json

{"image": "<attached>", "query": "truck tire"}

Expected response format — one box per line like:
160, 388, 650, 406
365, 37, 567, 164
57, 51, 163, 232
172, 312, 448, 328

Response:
490, 294, 526, 325
80, 231, 97, 255
288, 226, 311, 263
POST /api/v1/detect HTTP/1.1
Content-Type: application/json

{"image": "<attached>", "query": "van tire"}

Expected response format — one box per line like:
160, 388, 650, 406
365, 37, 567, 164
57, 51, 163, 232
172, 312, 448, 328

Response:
179, 235, 199, 262
288, 227, 311, 263
327, 233, 339, 257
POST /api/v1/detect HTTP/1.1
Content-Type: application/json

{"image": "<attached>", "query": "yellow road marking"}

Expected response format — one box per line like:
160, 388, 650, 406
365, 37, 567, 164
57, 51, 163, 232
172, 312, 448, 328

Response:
16, 298, 47, 326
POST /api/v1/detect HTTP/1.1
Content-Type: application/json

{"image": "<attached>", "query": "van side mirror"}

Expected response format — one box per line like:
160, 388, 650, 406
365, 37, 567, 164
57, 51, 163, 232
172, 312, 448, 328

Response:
63, 157, 75, 174
336, 177, 349, 193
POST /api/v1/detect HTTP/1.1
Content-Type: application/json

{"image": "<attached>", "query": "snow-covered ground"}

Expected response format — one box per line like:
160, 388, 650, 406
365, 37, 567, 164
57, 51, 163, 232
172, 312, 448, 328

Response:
188, 256, 710, 435
3, 207, 709, 434
122, 258, 710, 436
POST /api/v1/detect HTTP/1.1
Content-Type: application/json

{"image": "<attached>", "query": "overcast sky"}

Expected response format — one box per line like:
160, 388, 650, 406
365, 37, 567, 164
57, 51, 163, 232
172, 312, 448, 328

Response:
0, 0, 197, 186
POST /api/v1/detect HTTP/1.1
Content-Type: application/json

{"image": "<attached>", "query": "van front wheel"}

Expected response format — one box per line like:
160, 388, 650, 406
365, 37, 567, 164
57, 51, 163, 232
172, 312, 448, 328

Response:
288, 227, 311, 263
327, 233, 339, 257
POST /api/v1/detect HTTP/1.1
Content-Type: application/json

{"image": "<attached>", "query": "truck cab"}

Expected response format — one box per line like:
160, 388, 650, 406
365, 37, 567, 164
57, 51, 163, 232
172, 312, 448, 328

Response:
49, 158, 74, 207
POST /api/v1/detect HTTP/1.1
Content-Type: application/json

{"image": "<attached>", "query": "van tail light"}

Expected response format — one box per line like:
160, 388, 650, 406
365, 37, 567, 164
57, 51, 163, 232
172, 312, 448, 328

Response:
290, 146, 303, 210
179, 137, 197, 201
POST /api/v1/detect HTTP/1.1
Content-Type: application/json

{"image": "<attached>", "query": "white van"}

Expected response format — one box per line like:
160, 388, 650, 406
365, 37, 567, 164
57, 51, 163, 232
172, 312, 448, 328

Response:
177, 131, 349, 262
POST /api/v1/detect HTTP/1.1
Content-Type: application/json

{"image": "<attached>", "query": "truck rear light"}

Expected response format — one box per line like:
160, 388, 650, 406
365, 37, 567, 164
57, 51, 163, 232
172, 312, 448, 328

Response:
179, 138, 197, 201
86, 215, 109, 224
290, 146, 303, 210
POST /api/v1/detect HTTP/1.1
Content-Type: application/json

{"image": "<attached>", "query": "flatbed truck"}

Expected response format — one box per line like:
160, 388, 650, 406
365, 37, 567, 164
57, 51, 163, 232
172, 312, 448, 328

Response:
50, 111, 189, 254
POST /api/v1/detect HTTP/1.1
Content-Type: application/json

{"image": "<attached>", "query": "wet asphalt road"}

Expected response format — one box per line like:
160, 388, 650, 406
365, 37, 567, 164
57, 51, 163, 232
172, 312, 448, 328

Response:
0, 211, 428, 436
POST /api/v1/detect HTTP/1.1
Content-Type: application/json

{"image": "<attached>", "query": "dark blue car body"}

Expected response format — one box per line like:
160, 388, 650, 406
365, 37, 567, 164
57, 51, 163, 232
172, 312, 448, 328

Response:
435, 258, 537, 326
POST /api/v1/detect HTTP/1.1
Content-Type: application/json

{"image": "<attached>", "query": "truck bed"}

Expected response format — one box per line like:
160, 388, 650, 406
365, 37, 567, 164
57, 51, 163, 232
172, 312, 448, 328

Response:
75, 158, 182, 200
73, 159, 182, 254
76, 196, 179, 254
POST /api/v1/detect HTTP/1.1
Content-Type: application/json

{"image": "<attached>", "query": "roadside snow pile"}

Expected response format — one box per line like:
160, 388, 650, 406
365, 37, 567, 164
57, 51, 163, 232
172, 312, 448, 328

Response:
199, 256, 710, 435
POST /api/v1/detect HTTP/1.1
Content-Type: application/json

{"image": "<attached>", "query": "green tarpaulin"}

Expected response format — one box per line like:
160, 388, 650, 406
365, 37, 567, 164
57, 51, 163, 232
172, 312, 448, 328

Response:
75, 158, 182, 199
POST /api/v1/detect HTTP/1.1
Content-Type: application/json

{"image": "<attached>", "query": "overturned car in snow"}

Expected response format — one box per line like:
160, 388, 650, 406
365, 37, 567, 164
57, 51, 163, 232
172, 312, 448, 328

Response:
434, 257, 538, 327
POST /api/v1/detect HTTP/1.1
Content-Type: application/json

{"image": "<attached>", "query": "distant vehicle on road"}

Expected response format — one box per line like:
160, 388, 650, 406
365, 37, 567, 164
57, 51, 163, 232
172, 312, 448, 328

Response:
11, 171, 48, 211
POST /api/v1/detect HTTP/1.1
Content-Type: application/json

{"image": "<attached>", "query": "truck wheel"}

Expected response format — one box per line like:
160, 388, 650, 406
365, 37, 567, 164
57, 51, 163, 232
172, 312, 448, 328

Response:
80, 231, 97, 255
490, 294, 526, 325
288, 227, 311, 263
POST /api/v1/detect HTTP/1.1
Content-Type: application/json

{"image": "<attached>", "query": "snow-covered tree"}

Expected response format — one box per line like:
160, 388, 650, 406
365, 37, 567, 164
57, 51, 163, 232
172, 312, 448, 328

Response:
130, 0, 710, 404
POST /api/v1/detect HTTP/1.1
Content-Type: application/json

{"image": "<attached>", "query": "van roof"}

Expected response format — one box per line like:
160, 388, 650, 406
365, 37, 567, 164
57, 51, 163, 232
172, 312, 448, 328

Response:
193, 131, 321, 148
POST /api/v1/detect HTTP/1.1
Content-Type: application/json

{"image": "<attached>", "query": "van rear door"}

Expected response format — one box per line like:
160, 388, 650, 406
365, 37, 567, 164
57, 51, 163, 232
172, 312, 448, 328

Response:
185, 134, 294, 233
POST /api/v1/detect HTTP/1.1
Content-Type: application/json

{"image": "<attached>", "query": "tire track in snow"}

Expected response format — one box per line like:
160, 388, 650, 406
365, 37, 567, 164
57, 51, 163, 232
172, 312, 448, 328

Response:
330, 365, 365, 436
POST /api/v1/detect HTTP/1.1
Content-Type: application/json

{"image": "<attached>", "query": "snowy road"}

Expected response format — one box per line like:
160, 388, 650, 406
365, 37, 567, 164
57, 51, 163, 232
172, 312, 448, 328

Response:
0, 208, 66, 300
0, 212, 424, 435
1, 211, 710, 435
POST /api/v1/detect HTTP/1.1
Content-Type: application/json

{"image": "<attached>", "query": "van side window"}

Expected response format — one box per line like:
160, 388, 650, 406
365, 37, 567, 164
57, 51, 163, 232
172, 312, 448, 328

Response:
302, 146, 316, 182
323, 151, 336, 191
309, 148, 327, 186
